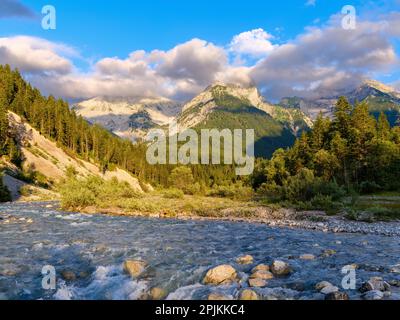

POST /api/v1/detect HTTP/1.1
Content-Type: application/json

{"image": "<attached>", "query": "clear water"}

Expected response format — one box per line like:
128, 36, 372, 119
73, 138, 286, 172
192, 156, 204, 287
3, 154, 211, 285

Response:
0, 202, 399, 300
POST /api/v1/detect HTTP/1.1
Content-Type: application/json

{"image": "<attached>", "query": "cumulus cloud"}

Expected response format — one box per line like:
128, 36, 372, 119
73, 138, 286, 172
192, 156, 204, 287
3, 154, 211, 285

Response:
0, 36, 76, 75
250, 16, 398, 99
229, 29, 276, 60
0, 0, 35, 19
305, 0, 316, 7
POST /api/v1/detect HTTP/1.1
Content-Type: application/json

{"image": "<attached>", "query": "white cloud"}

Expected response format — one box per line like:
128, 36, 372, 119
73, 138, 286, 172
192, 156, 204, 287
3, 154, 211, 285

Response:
0, 36, 76, 75
229, 28, 276, 60
305, 0, 316, 7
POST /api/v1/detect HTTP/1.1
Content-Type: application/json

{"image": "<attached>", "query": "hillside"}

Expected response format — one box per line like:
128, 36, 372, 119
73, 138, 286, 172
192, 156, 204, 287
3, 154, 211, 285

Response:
1, 111, 143, 200
176, 83, 312, 158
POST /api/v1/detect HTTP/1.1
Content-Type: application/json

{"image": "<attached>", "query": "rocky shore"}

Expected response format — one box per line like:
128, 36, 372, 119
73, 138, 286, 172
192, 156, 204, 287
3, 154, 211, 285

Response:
79, 205, 400, 237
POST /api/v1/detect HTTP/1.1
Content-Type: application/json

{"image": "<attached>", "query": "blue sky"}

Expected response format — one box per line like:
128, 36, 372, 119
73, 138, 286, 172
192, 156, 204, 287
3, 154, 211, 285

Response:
0, 0, 399, 101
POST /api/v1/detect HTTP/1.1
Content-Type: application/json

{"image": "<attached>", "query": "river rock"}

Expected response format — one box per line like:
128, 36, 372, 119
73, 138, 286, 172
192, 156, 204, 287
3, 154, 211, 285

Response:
270, 260, 292, 276
300, 254, 316, 260
60, 270, 77, 281
321, 285, 339, 295
362, 290, 384, 300
236, 255, 254, 265
325, 292, 350, 300
390, 264, 400, 274
250, 270, 274, 280
240, 289, 259, 300
123, 260, 148, 278
203, 265, 238, 285
248, 278, 267, 287
315, 281, 333, 291
252, 264, 270, 273
322, 249, 336, 257
149, 287, 167, 300
359, 277, 391, 293
208, 293, 232, 300
388, 280, 400, 287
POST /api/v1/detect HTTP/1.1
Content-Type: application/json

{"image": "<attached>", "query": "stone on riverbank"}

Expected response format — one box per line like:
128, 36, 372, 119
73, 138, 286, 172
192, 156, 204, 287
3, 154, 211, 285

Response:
240, 289, 259, 300
270, 260, 292, 276
320, 285, 339, 295
123, 260, 148, 278
236, 255, 254, 265
315, 281, 333, 291
203, 265, 238, 285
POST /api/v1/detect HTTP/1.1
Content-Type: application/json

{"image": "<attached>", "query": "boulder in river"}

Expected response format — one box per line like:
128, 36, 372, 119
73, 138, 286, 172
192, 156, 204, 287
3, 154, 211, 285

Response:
250, 270, 274, 280
252, 264, 270, 273
123, 259, 148, 278
240, 289, 259, 300
270, 260, 292, 276
248, 278, 267, 288
300, 254, 316, 260
149, 287, 167, 300
362, 290, 384, 300
236, 255, 254, 265
359, 277, 391, 293
315, 281, 333, 291
208, 293, 233, 300
325, 292, 349, 300
60, 270, 77, 281
321, 285, 339, 295
203, 265, 238, 285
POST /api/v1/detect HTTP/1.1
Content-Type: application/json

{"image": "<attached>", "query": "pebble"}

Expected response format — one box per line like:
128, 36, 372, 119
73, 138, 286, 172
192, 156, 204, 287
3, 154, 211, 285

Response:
240, 289, 259, 300
321, 285, 339, 295
248, 278, 267, 287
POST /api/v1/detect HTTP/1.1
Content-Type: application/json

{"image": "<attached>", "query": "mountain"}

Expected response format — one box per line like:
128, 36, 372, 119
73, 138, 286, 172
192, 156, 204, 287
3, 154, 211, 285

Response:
72, 97, 182, 141
176, 83, 312, 158
280, 79, 400, 125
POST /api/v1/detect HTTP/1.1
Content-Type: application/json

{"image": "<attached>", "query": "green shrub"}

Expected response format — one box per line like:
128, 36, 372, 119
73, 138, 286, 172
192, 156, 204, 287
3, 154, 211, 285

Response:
168, 166, 194, 194
359, 181, 382, 194
162, 188, 184, 199
208, 184, 254, 201
59, 176, 141, 209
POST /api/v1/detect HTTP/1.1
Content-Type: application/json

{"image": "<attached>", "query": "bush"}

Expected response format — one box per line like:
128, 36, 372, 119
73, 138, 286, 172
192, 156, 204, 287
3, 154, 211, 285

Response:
168, 166, 194, 194
59, 176, 141, 209
162, 188, 184, 199
208, 184, 254, 201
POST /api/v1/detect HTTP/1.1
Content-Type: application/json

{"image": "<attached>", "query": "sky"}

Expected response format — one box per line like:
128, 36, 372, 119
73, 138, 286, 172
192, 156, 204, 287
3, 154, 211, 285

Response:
0, 0, 399, 102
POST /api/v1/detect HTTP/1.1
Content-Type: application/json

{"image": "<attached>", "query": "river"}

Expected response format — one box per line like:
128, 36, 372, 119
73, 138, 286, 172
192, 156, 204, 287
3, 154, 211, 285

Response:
0, 202, 399, 300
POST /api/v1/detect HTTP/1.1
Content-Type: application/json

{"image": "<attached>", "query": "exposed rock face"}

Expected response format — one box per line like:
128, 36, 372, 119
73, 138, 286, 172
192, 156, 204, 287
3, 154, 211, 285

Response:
203, 265, 238, 285
123, 260, 148, 278
236, 255, 254, 265
240, 289, 259, 300
270, 260, 292, 276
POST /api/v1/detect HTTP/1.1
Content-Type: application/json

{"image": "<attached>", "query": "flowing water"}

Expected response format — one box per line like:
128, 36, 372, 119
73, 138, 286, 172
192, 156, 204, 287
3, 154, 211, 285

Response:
0, 202, 399, 300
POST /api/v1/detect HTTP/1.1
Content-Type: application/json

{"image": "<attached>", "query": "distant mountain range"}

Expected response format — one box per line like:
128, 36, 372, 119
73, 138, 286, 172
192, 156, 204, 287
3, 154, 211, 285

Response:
280, 79, 400, 125
73, 79, 400, 158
